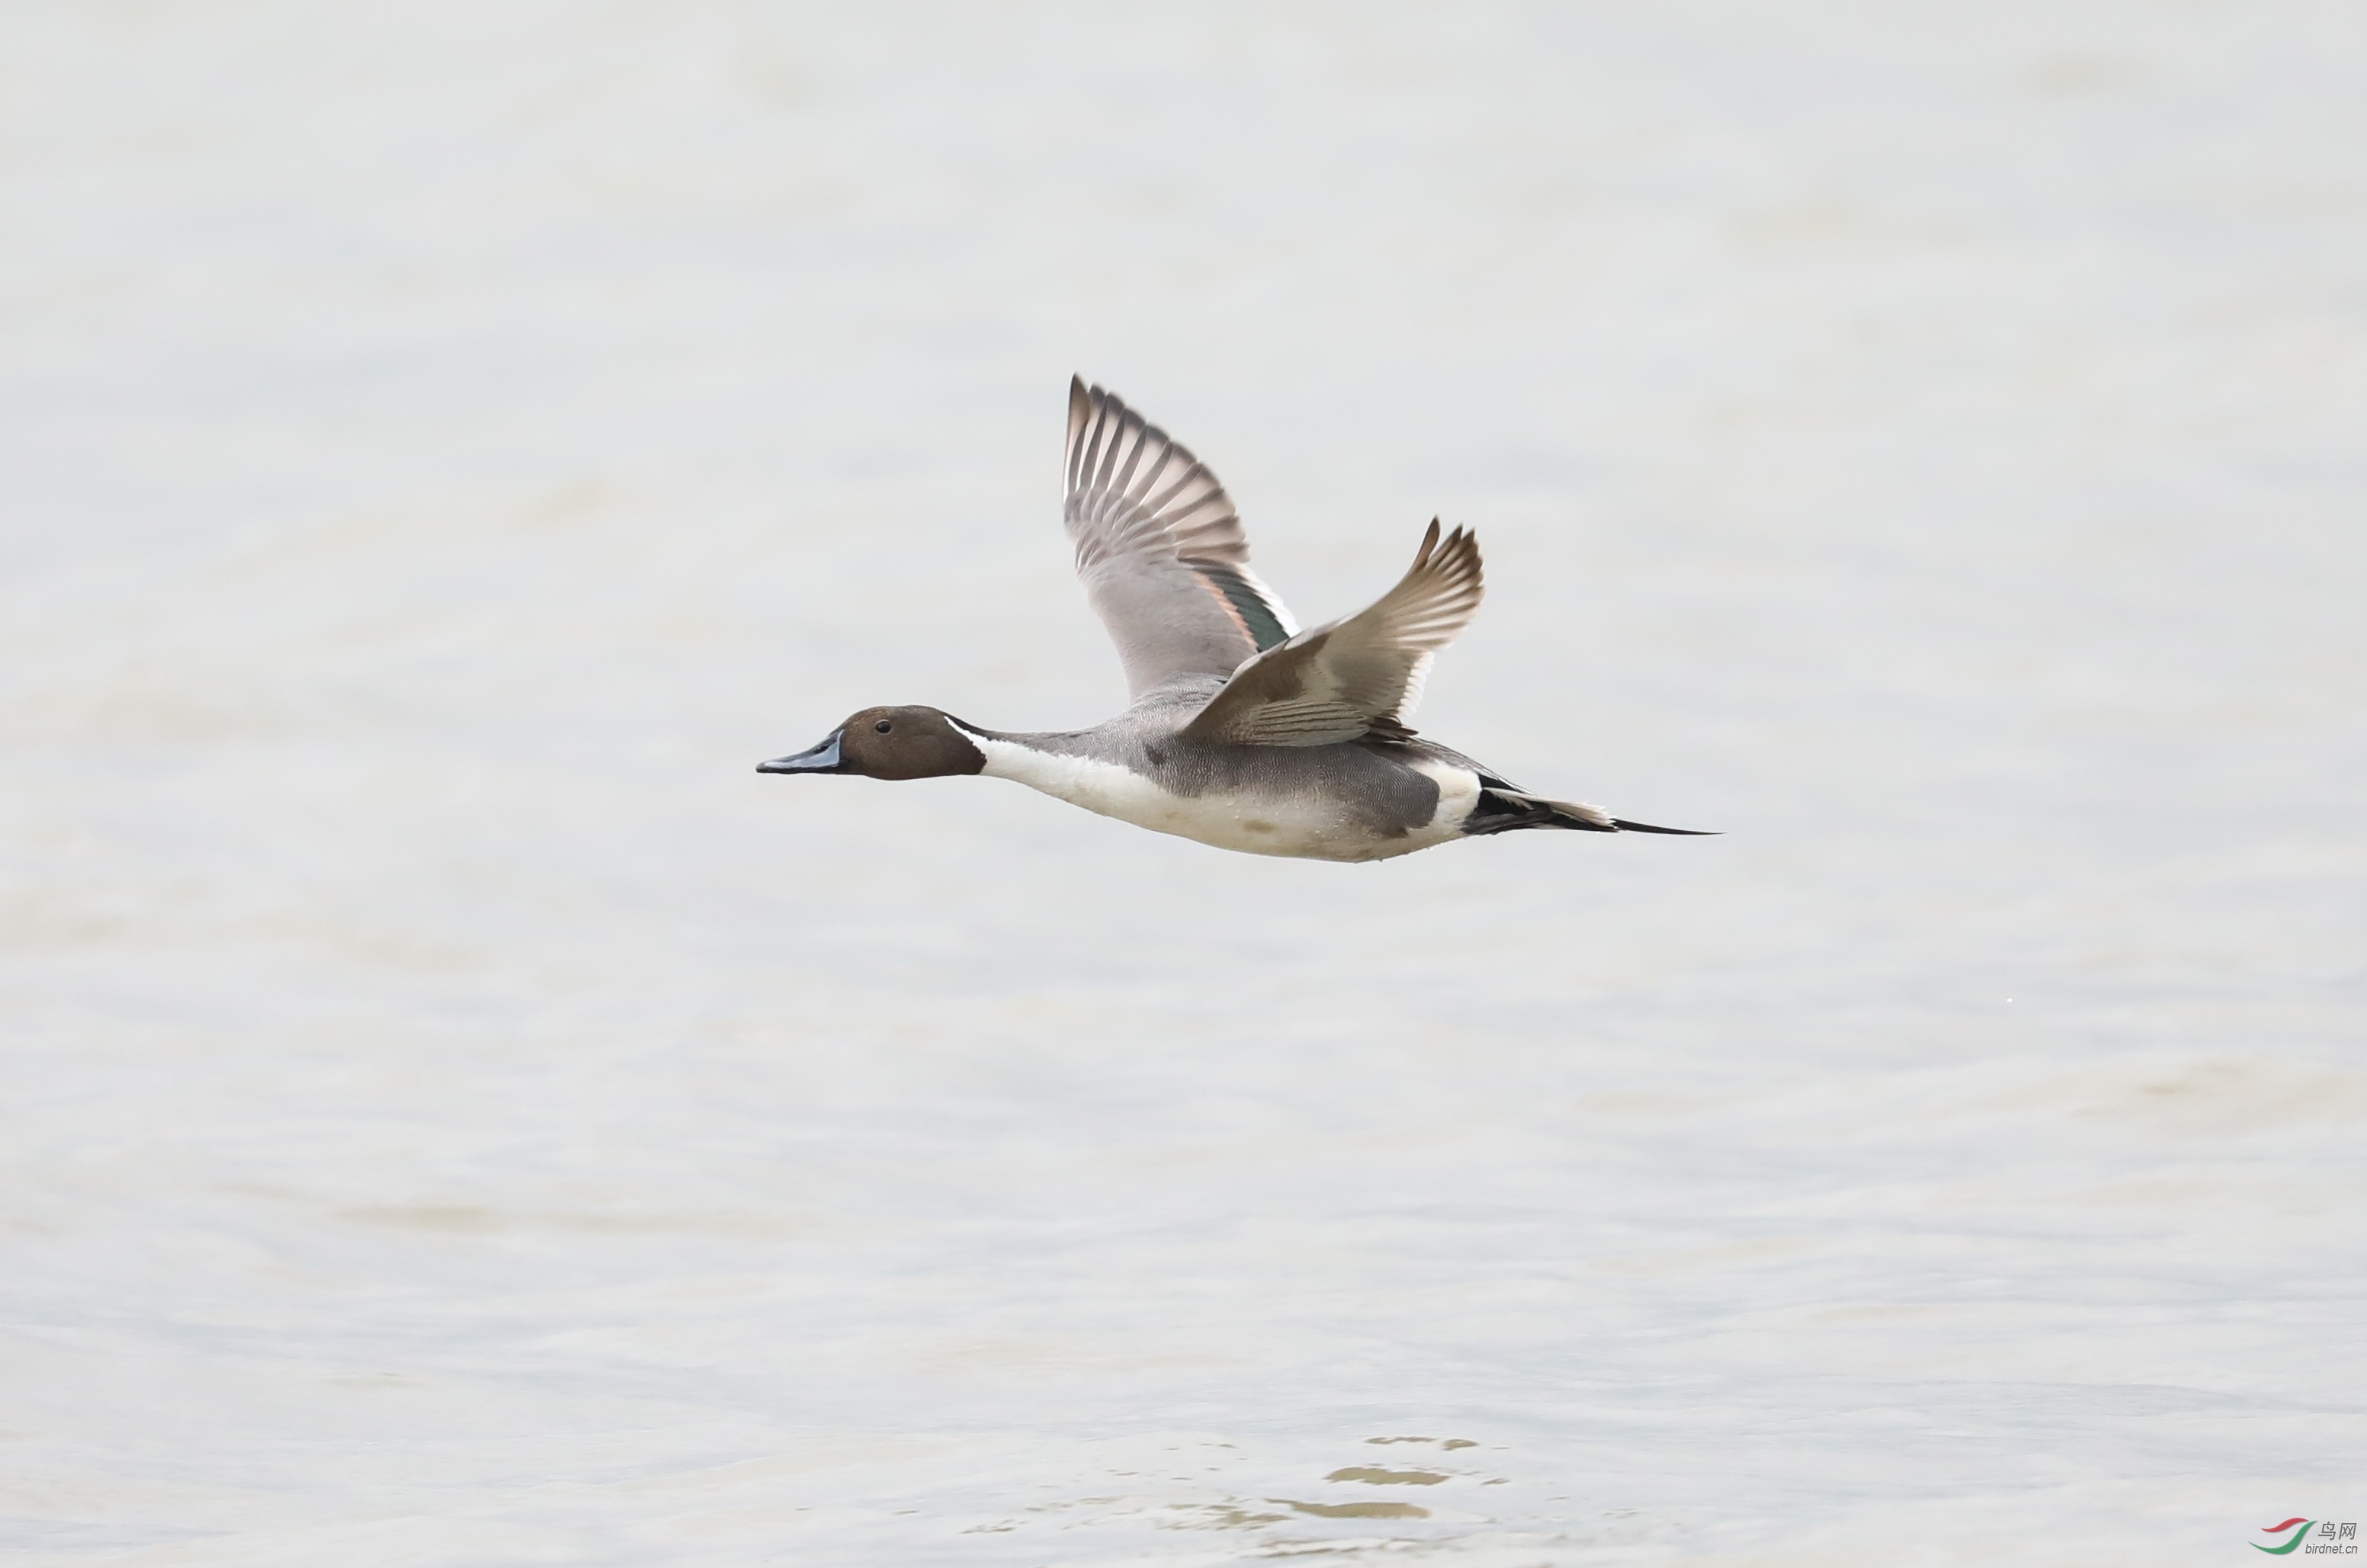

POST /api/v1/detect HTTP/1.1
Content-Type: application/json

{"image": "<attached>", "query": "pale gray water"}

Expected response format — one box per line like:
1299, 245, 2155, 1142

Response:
3, 3, 2362, 1563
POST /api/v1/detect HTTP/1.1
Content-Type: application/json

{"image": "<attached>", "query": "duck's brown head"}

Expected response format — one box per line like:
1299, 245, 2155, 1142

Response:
757, 706, 986, 781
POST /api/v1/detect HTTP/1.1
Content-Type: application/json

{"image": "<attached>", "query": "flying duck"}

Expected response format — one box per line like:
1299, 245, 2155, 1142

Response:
759, 378, 1709, 861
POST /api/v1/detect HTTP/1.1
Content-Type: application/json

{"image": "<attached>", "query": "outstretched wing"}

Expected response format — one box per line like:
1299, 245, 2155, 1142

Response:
1181, 519, 1483, 747
1065, 377, 1298, 700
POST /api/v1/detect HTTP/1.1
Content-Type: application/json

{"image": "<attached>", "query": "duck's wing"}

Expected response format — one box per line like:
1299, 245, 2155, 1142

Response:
1181, 519, 1483, 747
1065, 377, 1299, 699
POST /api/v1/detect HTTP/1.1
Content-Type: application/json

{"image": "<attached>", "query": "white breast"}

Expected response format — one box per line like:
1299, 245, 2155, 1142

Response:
967, 735, 1480, 862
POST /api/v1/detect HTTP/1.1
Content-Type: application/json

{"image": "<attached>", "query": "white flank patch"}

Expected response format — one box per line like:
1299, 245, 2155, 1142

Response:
1408, 757, 1483, 840
967, 734, 1472, 862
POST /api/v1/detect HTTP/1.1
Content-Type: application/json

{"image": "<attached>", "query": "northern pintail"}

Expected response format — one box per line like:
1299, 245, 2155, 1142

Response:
760, 379, 1708, 861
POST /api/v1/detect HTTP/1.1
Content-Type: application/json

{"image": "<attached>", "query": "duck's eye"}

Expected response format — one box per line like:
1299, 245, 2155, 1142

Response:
874, 719, 893, 733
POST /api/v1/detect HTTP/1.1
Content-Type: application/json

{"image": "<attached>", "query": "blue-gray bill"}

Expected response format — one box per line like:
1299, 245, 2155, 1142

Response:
756, 733, 843, 774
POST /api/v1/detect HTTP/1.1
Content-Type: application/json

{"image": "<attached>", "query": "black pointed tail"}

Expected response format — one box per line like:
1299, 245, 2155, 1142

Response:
1463, 787, 1717, 838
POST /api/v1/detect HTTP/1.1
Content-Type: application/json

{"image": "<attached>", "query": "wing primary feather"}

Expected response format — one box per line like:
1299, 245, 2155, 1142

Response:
1140, 462, 1212, 524
1087, 402, 1127, 498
